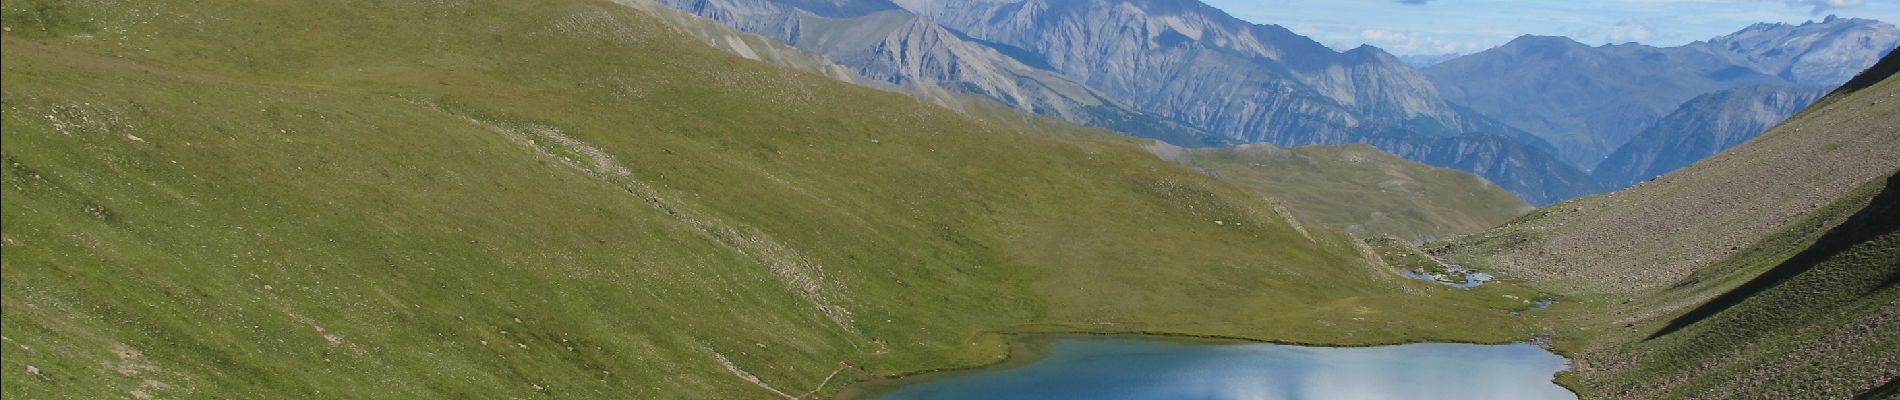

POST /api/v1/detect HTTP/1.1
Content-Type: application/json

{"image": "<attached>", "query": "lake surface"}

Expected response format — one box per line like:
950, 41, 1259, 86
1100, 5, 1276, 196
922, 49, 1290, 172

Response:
876, 338, 1575, 400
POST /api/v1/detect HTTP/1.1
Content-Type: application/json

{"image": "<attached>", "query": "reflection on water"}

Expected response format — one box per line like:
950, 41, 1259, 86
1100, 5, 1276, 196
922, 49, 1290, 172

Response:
878, 338, 1575, 400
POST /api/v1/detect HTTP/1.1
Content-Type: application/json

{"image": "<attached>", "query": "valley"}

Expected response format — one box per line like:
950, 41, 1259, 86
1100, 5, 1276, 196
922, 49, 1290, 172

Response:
2, 0, 1896, 399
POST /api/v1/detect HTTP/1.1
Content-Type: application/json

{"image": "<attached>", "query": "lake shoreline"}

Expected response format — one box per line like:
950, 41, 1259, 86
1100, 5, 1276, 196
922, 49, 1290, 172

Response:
834, 328, 1582, 400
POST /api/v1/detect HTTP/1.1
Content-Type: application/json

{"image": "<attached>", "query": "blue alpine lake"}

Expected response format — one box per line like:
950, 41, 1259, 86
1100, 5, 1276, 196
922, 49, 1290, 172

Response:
875, 337, 1575, 400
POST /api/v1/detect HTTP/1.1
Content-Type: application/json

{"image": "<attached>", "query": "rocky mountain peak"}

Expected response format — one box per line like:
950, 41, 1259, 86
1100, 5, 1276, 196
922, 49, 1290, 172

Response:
1699, 16, 1898, 86
1342, 44, 1401, 63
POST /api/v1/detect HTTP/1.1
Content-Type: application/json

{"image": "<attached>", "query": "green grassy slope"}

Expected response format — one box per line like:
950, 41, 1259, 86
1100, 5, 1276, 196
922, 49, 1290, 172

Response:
1435, 53, 1900, 399
1554, 170, 1899, 399
1151, 142, 1532, 243
1439, 71, 1900, 293
0, 1, 1536, 398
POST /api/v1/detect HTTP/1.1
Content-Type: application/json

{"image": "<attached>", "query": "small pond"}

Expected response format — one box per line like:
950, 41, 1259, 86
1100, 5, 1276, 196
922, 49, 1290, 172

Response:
874, 337, 1574, 400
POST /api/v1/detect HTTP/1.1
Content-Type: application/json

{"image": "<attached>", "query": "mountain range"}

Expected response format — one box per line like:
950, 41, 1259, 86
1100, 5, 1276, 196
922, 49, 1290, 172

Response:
1428, 16, 1898, 170
654, 0, 1897, 206
655, 0, 1602, 204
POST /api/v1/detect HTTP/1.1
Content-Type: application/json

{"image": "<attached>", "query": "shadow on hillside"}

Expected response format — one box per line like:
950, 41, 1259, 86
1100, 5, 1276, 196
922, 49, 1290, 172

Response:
1877, 268, 1900, 295
1648, 172, 1900, 340
1854, 375, 1900, 400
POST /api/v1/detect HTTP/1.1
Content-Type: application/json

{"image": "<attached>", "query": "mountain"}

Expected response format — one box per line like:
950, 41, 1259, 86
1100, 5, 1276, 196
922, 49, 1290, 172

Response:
621, 0, 1226, 147
1150, 142, 1532, 244
1693, 15, 1900, 86
1427, 17, 1897, 170
660, 0, 1231, 146
892, 0, 1479, 141
658, 0, 1597, 204
652, 0, 1233, 146
1593, 85, 1827, 187
1435, 51, 1900, 399
637, 0, 1541, 240
0, 0, 1552, 398
1427, 36, 1788, 168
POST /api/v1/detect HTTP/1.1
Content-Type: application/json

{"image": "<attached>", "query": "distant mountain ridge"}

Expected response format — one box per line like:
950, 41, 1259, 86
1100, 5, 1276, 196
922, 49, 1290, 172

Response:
652, 0, 1894, 205
1593, 85, 1828, 187
659, 0, 1598, 204
656, 0, 1235, 146
1428, 17, 1898, 170
1695, 15, 1900, 86
890, 0, 1561, 148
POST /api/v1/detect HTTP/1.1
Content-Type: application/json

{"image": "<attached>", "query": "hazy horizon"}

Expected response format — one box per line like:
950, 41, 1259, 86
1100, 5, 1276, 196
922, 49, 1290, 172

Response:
1202, 0, 1900, 56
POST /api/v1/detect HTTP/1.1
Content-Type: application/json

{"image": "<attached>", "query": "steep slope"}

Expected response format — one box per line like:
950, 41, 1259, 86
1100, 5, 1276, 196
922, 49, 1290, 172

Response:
1573, 169, 1900, 399
1432, 51, 1900, 400
1150, 143, 1532, 244
1438, 53, 1900, 294
1593, 85, 1827, 187
0, 0, 1539, 399
1428, 18, 1896, 170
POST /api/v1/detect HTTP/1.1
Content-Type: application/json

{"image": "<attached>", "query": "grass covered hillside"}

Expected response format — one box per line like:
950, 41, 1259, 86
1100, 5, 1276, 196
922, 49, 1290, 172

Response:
0, 1, 1540, 398
1439, 61, 1900, 293
1574, 169, 1899, 399
1150, 142, 1532, 243
1437, 52, 1900, 399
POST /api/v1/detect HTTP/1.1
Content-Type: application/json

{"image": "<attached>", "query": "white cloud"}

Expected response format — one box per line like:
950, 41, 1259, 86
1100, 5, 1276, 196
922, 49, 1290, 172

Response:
1607, 20, 1655, 43
1786, 0, 1869, 14
1205, 0, 1900, 56
1358, 28, 1490, 55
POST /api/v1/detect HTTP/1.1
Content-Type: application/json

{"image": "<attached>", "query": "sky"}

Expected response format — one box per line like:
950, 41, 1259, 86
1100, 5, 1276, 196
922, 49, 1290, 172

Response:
1200, 0, 1900, 56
